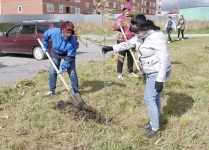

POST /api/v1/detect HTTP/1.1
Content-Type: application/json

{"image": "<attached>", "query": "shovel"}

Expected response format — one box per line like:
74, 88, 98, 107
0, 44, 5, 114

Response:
37, 38, 84, 109
119, 25, 146, 81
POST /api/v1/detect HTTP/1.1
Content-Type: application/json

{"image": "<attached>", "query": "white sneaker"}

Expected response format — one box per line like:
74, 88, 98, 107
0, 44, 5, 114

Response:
177, 38, 179, 40
45, 91, 55, 97
128, 72, 139, 77
118, 74, 123, 80
167, 41, 171, 43
182, 38, 184, 41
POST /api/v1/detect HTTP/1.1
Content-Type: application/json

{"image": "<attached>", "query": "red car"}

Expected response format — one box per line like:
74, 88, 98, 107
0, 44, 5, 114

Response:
0, 20, 64, 60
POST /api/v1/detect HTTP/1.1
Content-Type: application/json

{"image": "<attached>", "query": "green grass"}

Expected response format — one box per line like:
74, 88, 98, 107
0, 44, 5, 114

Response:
1, 37, 209, 149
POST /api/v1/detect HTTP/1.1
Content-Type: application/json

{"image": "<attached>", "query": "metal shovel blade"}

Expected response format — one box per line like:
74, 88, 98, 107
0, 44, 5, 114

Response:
70, 93, 84, 109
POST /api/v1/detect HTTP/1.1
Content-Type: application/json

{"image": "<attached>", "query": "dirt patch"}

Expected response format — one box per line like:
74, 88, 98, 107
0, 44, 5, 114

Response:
55, 100, 112, 124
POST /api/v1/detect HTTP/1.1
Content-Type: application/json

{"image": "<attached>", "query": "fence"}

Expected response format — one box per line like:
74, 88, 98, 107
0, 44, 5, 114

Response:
0, 14, 176, 23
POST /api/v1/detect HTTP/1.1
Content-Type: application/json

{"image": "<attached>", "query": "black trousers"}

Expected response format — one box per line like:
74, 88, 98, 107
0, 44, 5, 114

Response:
117, 40, 134, 73
178, 28, 184, 39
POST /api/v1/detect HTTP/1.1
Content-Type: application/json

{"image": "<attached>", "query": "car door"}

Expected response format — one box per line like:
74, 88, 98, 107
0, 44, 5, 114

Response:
18, 24, 36, 54
0, 25, 20, 53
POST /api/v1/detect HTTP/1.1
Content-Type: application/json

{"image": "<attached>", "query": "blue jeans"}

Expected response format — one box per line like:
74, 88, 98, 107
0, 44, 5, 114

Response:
49, 57, 79, 93
167, 28, 172, 41
144, 70, 171, 130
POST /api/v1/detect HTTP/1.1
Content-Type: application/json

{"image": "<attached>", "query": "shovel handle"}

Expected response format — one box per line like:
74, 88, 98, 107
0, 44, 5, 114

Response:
119, 26, 144, 77
37, 38, 70, 91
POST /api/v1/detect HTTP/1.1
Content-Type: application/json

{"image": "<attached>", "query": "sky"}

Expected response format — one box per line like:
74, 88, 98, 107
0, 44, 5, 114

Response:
158, 0, 209, 11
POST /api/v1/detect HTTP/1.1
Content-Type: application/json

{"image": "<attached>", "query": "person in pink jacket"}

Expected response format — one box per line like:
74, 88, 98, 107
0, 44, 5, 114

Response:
113, 2, 138, 80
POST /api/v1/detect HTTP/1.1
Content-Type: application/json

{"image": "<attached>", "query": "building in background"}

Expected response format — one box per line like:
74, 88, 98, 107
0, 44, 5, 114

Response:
0, 0, 156, 15
179, 6, 209, 21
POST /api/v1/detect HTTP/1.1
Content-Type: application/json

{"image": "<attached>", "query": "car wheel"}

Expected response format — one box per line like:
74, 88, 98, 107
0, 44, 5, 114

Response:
33, 46, 46, 60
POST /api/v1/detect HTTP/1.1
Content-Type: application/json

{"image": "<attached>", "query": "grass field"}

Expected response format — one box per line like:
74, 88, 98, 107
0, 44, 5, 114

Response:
0, 37, 209, 149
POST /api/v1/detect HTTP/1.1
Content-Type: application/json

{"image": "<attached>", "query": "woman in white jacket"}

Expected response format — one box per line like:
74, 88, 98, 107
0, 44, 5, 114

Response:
102, 14, 171, 138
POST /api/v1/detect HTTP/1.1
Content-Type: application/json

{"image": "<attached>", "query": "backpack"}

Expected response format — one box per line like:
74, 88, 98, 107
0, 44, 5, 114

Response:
167, 20, 173, 29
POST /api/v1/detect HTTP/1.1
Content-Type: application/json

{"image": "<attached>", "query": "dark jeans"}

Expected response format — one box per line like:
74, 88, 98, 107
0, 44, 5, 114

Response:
167, 28, 172, 41
49, 57, 79, 93
117, 40, 134, 73
178, 28, 184, 39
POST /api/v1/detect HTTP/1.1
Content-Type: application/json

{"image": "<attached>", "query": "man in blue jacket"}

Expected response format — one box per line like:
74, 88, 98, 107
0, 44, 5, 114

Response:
42, 21, 79, 97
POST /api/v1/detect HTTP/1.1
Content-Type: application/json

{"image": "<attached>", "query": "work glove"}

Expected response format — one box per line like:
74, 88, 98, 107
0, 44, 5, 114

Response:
42, 47, 48, 53
57, 61, 70, 74
102, 46, 113, 53
155, 81, 164, 92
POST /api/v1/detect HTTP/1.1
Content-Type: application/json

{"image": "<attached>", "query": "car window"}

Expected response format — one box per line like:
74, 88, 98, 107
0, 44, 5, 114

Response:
8, 25, 20, 35
21, 24, 35, 34
37, 24, 50, 34
53, 22, 64, 28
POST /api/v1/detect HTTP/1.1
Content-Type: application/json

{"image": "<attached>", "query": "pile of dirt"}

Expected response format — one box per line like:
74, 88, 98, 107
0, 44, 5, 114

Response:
55, 100, 112, 124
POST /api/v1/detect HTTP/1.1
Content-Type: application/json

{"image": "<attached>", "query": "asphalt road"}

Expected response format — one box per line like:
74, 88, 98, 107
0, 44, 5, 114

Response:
0, 34, 209, 87
0, 36, 113, 87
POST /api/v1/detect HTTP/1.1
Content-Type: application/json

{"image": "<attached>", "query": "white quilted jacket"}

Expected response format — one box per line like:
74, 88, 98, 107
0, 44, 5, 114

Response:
113, 30, 171, 82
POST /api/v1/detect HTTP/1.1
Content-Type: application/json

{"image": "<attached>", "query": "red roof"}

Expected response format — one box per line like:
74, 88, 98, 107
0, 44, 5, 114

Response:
168, 9, 178, 14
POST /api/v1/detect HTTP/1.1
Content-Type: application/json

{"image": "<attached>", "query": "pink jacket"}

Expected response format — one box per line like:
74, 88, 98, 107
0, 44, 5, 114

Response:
113, 13, 135, 41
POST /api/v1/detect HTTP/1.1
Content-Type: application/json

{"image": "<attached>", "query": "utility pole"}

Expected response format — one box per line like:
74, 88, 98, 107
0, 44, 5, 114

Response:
178, 0, 181, 14
0, 0, 1, 14
158, 0, 162, 15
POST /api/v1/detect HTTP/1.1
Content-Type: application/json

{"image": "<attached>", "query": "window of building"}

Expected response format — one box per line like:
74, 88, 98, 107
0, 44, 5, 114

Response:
75, 7, 80, 14
146, 2, 150, 6
21, 25, 35, 34
18, 6, 22, 13
132, 0, 135, 3
105, 2, 109, 7
138, 3, 140, 7
152, 10, 155, 14
150, 2, 152, 7
141, 0, 144, 5
86, 3, 89, 8
121, 4, 124, 9
75, 0, 80, 2
59, 5, 63, 13
66, 7, 70, 13
153, 3, 155, 7
46, 4, 54, 12
113, 2, 116, 8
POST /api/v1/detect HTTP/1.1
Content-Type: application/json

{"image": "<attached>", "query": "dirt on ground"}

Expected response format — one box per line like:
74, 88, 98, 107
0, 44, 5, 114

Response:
54, 100, 112, 124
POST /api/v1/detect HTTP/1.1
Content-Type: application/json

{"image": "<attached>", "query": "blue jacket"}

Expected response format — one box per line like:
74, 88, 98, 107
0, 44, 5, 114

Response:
42, 28, 77, 57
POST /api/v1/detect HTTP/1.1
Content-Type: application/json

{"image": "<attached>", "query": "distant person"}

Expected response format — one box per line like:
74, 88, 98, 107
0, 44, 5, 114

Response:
164, 16, 176, 43
176, 15, 186, 40
41, 21, 79, 97
112, 2, 138, 80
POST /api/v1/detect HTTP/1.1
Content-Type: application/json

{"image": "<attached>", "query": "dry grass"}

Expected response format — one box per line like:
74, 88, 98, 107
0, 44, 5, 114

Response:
76, 20, 209, 35
1, 37, 209, 149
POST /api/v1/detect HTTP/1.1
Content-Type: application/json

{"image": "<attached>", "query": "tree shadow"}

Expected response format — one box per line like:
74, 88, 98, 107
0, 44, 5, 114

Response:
80, 80, 126, 94
160, 92, 194, 130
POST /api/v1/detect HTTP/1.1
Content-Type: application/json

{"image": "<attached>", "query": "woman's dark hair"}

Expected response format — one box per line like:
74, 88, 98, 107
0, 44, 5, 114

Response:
130, 14, 160, 31
60, 21, 75, 34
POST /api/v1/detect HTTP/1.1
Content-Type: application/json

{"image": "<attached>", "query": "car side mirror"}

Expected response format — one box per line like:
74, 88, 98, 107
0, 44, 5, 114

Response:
3, 32, 8, 36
